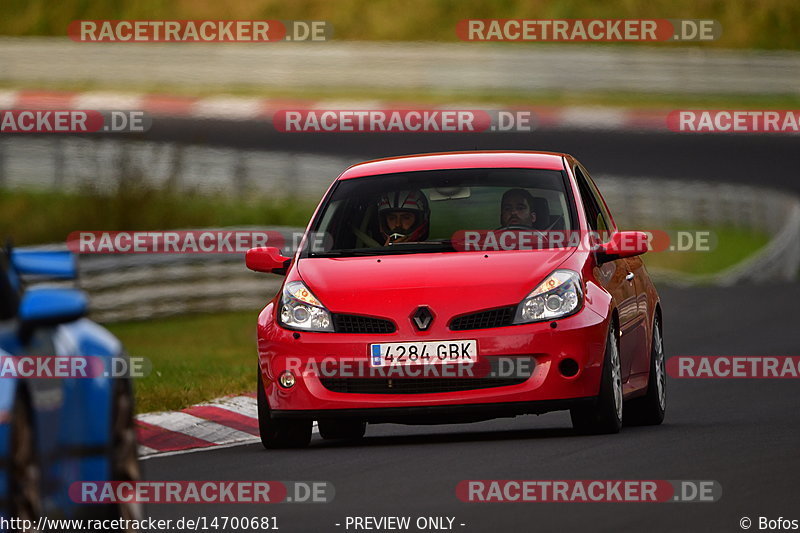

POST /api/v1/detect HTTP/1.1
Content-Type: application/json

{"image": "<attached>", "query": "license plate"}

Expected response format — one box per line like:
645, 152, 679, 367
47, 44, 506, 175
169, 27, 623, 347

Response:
369, 340, 477, 368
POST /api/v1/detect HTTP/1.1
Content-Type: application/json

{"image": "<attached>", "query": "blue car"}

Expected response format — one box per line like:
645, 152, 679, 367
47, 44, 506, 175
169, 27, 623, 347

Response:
0, 247, 141, 528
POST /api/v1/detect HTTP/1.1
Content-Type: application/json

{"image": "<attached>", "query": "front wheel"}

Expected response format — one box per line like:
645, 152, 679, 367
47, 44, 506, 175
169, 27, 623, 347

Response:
570, 322, 623, 435
9, 394, 43, 530
257, 369, 311, 449
111, 379, 144, 526
624, 316, 666, 426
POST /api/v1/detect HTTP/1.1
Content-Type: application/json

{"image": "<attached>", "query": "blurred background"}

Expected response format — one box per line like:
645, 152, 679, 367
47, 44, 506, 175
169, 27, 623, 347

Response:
1, 0, 799, 411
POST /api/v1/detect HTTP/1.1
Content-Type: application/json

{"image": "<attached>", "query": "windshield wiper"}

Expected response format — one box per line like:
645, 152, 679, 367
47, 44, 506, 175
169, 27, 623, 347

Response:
309, 241, 454, 258
308, 249, 379, 257
388, 240, 451, 246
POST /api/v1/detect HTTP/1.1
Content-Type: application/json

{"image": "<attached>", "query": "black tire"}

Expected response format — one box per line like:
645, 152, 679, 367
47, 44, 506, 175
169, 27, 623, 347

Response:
257, 370, 311, 449
570, 322, 623, 435
9, 393, 43, 530
624, 316, 666, 426
110, 379, 144, 527
317, 419, 366, 441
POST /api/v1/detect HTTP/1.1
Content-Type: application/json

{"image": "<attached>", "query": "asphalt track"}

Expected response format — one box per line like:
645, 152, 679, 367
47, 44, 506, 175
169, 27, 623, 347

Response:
131, 119, 800, 532
140, 118, 800, 194
143, 283, 800, 532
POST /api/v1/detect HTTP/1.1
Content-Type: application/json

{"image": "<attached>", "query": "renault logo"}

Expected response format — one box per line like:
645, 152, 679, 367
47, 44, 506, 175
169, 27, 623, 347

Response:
411, 306, 434, 331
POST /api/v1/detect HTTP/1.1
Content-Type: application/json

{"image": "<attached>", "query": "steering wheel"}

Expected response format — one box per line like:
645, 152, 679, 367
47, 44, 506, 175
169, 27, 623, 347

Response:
498, 224, 535, 230
495, 225, 549, 244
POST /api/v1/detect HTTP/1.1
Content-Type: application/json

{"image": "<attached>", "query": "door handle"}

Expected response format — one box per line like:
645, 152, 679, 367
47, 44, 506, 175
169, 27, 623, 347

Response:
625, 272, 635, 281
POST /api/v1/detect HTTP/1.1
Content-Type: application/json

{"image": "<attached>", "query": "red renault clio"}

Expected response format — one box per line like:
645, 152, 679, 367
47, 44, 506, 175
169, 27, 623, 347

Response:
247, 151, 665, 448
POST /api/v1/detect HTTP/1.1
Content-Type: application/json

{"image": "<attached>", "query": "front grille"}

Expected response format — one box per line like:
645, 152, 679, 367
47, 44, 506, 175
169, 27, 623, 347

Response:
333, 314, 396, 334
449, 306, 515, 331
319, 376, 528, 394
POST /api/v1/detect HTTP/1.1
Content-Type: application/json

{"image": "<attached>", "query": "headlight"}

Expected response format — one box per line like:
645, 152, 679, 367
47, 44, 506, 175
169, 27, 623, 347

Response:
278, 281, 334, 332
514, 270, 583, 324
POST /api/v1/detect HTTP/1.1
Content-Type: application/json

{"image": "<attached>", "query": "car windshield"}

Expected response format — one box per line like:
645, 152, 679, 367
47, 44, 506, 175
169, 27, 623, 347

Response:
306, 168, 577, 257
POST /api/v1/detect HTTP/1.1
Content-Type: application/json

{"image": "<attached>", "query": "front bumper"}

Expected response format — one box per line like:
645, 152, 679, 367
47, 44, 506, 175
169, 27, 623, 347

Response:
257, 304, 608, 418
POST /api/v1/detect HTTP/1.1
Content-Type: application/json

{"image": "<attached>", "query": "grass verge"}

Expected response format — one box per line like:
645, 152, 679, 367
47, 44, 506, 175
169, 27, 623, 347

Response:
0, 187, 316, 246
643, 227, 770, 276
106, 311, 258, 414
3, 80, 800, 111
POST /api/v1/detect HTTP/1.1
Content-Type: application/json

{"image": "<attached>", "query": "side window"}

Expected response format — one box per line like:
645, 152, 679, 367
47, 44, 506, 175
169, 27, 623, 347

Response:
574, 166, 609, 240
580, 164, 615, 233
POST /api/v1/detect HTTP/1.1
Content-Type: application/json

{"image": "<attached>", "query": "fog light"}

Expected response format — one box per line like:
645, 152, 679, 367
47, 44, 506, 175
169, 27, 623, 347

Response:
278, 371, 296, 388
558, 358, 580, 378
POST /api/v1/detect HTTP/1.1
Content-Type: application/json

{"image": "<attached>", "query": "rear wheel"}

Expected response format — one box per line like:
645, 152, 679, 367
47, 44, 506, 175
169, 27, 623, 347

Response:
257, 370, 311, 449
571, 322, 623, 434
317, 419, 366, 441
9, 394, 42, 530
624, 316, 666, 426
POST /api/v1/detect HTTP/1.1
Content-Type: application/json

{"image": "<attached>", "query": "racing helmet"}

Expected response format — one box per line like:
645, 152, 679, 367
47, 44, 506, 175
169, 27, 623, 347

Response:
377, 189, 430, 242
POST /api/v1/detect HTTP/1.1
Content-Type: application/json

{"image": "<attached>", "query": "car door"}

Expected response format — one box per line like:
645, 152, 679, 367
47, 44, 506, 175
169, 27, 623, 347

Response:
574, 166, 640, 383
583, 168, 651, 381
620, 254, 651, 379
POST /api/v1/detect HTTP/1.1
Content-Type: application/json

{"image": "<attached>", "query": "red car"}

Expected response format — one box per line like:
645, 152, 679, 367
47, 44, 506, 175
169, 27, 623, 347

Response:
248, 151, 665, 448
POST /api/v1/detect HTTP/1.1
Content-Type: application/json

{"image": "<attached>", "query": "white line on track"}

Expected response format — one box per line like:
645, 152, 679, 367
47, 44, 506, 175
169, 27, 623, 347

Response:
140, 422, 320, 461
138, 445, 160, 456
141, 437, 261, 460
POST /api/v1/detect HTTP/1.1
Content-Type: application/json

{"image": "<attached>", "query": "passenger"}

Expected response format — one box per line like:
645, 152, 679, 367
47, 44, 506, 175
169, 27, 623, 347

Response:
499, 188, 538, 228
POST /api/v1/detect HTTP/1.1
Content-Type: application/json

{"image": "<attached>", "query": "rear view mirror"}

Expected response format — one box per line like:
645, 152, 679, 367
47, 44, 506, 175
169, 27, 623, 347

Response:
597, 231, 649, 264
430, 187, 471, 201
246, 247, 291, 275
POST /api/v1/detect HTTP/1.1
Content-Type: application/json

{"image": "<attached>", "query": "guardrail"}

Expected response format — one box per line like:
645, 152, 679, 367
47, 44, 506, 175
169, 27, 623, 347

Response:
595, 177, 800, 286
2, 38, 799, 95
0, 138, 356, 198
15, 176, 792, 323
69, 227, 304, 323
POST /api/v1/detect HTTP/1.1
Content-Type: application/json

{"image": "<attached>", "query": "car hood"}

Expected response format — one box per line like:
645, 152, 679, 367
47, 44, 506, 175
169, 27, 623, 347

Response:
296, 248, 576, 321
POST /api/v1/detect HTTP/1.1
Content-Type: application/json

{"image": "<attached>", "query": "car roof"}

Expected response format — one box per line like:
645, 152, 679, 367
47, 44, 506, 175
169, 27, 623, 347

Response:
338, 151, 568, 180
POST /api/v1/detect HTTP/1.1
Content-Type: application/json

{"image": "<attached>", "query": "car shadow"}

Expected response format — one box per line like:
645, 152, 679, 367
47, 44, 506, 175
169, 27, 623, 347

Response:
312, 424, 582, 449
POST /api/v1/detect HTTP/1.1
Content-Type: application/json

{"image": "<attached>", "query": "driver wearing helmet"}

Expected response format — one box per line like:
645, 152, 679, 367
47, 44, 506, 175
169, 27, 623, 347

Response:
376, 190, 430, 245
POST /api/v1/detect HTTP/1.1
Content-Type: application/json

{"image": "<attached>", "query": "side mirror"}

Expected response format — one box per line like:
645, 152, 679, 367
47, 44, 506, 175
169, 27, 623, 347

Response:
246, 247, 291, 275
596, 231, 649, 264
19, 287, 87, 332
